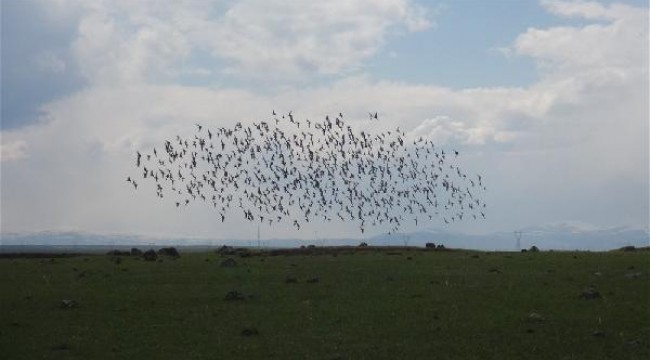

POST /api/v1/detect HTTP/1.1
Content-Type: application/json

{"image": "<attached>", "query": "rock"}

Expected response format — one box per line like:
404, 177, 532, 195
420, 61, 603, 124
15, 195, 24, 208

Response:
526, 312, 545, 323
106, 250, 130, 256
158, 247, 180, 258
220, 258, 238, 268
60, 299, 79, 309
216, 245, 235, 255
224, 291, 245, 301
626, 339, 642, 347
142, 250, 158, 261
625, 272, 642, 279
51, 343, 71, 351
592, 330, 606, 337
579, 287, 601, 299
241, 328, 259, 336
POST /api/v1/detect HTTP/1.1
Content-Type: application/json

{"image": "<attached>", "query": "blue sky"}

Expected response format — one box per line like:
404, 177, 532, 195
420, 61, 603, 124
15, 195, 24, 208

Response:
1, 0, 648, 243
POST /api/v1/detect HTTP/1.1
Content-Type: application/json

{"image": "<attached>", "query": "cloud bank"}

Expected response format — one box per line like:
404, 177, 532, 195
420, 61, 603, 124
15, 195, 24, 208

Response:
1, 0, 647, 241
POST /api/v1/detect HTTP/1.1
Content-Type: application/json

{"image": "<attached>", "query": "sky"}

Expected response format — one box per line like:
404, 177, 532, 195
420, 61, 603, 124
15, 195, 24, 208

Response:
1, 0, 648, 242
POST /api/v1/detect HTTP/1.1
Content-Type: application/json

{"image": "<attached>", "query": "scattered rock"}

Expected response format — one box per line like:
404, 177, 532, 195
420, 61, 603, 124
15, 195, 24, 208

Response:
224, 291, 246, 301
60, 299, 79, 309
579, 287, 601, 300
526, 312, 545, 323
220, 258, 238, 268
142, 249, 158, 261
241, 328, 259, 337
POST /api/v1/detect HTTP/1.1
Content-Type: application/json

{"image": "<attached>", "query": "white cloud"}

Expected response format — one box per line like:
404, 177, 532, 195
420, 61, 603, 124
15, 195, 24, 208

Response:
516, 0, 648, 77
43, 0, 433, 84
0, 140, 28, 162
34, 50, 67, 73
1, 0, 647, 237
208, 0, 432, 78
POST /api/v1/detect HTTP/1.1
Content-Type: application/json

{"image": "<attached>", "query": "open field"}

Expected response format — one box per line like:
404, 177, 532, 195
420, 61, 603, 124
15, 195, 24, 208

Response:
1, 247, 648, 359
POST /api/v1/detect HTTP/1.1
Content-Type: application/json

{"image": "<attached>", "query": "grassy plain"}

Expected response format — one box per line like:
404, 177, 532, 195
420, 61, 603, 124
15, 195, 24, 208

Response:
1, 247, 648, 359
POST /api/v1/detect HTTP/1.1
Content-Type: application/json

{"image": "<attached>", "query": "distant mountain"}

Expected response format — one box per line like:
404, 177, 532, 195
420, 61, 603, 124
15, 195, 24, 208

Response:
1, 224, 648, 251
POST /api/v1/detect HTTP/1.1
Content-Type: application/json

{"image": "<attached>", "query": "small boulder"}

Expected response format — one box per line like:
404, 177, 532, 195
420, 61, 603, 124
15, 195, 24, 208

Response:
220, 258, 238, 268
241, 328, 259, 336
625, 272, 642, 279
158, 247, 180, 258
60, 299, 79, 309
216, 245, 235, 255
106, 250, 130, 256
526, 312, 545, 323
224, 291, 246, 301
579, 287, 601, 299
142, 249, 158, 262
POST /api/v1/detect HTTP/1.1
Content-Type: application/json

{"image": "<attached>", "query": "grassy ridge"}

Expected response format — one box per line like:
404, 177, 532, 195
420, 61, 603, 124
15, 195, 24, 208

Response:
1, 248, 648, 359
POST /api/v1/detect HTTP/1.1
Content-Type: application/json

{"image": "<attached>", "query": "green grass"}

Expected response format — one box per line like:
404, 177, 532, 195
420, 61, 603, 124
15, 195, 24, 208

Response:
1, 248, 648, 359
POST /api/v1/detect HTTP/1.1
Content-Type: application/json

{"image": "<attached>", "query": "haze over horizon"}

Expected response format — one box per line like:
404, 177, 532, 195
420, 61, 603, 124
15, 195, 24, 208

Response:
2, 0, 648, 246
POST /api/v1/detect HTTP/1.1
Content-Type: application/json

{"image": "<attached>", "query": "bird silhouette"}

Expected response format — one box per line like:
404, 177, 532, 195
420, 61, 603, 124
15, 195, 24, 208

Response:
128, 111, 486, 235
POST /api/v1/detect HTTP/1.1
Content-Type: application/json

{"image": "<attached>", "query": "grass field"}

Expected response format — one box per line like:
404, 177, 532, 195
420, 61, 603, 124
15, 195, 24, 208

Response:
1, 247, 648, 359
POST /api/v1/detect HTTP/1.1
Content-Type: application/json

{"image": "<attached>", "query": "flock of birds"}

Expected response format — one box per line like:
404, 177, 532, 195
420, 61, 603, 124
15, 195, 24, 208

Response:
128, 111, 486, 234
